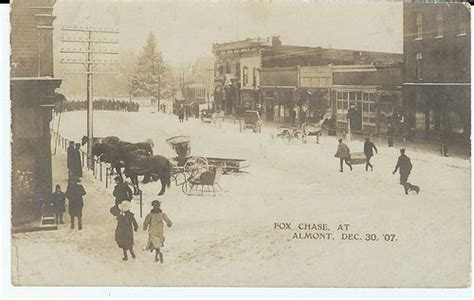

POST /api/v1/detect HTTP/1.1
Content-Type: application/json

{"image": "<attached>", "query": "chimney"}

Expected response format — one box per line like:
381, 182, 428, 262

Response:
271, 36, 281, 47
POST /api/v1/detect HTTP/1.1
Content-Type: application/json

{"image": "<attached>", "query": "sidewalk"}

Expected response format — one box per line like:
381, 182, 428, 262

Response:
217, 114, 470, 159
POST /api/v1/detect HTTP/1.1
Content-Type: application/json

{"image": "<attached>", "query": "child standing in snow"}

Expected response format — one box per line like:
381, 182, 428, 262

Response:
143, 200, 172, 263
52, 184, 66, 225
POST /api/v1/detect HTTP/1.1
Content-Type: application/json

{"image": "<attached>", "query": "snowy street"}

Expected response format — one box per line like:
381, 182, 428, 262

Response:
12, 109, 470, 287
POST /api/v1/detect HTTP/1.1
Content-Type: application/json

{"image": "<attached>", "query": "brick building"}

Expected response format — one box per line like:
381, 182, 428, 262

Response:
403, 2, 470, 142
11, 0, 62, 230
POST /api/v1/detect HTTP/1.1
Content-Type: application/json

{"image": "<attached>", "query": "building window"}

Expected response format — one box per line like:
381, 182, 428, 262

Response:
242, 66, 249, 86
225, 61, 231, 73
252, 68, 257, 87
436, 10, 443, 38
459, 9, 468, 36
415, 12, 423, 40
416, 52, 423, 80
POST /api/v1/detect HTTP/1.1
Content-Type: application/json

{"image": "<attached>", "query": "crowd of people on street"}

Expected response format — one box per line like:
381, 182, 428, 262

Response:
56, 98, 140, 113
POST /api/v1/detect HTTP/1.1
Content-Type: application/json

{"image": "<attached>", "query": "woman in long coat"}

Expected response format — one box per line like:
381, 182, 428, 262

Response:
143, 200, 172, 263
110, 201, 138, 261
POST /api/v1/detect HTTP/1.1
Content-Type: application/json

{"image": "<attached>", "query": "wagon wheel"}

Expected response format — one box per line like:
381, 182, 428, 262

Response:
184, 157, 209, 177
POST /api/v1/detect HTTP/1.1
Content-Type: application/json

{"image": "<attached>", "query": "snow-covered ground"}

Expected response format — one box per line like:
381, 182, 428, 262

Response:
12, 108, 470, 287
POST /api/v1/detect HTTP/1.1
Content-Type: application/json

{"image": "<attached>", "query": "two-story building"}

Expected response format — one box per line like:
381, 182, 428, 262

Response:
212, 37, 273, 115
403, 2, 470, 142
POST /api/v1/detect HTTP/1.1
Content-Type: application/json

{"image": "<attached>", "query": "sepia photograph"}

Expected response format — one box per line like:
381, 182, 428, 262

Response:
6, 0, 472, 290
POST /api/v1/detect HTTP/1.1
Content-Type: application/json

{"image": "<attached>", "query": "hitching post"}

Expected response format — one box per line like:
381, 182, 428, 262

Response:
139, 190, 143, 218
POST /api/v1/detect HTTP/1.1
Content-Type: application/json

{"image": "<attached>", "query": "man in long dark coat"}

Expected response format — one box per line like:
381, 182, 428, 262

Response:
112, 176, 133, 206
363, 137, 378, 171
73, 143, 83, 178
392, 149, 413, 195
67, 141, 75, 178
66, 177, 86, 230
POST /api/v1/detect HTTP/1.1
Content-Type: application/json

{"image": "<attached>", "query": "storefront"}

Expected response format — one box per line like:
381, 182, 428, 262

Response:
404, 84, 470, 142
333, 86, 402, 135
260, 88, 297, 123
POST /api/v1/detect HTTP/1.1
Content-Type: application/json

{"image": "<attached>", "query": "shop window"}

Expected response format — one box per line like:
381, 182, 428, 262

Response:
459, 9, 468, 36
415, 12, 423, 40
343, 102, 348, 110
349, 91, 356, 100
337, 92, 343, 99
343, 92, 348, 100
243, 66, 249, 86
363, 93, 369, 101
225, 61, 231, 73
363, 103, 368, 112
252, 68, 257, 87
356, 91, 362, 100
369, 104, 376, 112
416, 52, 423, 80
436, 10, 443, 38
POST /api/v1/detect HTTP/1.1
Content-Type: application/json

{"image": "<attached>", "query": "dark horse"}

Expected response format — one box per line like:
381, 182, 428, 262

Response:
122, 151, 172, 196
81, 135, 120, 147
92, 142, 171, 196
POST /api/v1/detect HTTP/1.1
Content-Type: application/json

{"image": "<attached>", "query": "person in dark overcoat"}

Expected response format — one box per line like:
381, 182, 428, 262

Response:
52, 184, 66, 224
110, 201, 138, 261
66, 177, 86, 230
392, 149, 413, 194
73, 143, 83, 178
112, 176, 133, 206
363, 137, 378, 171
67, 141, 75, 178
334, 138, 352, 172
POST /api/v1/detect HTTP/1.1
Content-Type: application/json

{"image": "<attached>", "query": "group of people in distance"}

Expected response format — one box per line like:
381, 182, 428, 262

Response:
335, 137, 419, 195
111, 176, 173, 263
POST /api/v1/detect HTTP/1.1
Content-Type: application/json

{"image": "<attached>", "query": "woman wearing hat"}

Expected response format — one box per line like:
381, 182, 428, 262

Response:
143, 200, 172, 263
110, 201, 138, 261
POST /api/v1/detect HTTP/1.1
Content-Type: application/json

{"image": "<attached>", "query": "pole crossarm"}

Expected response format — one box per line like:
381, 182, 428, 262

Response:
64, 72, 120, 75
61, 26, 120, 34
60, 60, 120, 65
60, 50, 119, 54
61, 39, 119, 44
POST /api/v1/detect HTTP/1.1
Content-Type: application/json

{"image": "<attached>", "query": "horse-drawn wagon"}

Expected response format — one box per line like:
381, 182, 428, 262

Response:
239, 110, 262, 133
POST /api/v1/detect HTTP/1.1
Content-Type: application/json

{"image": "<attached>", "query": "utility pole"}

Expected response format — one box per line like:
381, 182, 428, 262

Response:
60, 25, 120, 168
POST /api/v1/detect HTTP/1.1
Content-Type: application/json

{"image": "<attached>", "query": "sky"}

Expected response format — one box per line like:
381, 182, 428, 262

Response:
53, 0, 403, 68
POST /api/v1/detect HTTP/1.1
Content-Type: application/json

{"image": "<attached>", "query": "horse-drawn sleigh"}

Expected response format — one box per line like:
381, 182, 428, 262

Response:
166, 135, 248, 196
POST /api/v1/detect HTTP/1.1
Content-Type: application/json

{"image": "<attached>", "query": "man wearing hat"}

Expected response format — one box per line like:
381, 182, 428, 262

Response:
113, 176, 133, 206
65, 176, 86, 230
143, 200, 173, 263
392, 149, 413, 194
363, 137, 378, 171
334, 138, 352, 172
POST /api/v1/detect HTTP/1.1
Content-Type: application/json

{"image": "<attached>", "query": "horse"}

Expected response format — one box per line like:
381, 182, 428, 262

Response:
122, 151, 172, 196
92, 142, 126, 176
81, 135, 120, 146
118, 140, 154, 156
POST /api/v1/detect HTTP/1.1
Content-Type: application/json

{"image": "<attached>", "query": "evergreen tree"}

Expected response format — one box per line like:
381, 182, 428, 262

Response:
131, 32, 172, 104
